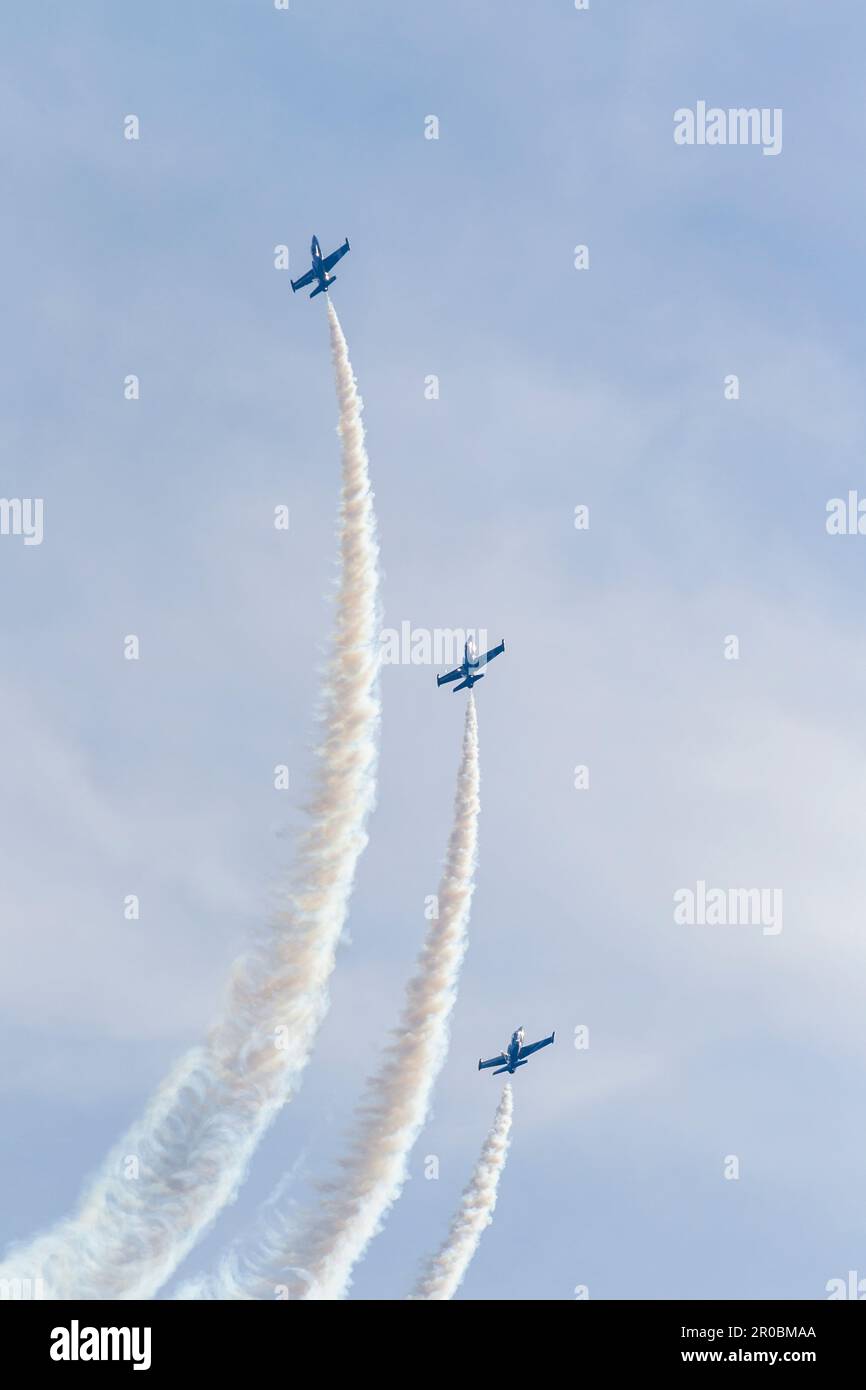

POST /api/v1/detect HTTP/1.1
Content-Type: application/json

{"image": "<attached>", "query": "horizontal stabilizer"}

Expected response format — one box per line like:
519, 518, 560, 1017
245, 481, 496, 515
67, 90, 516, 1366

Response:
453, 673, 483, 693
310, 277, 334, 299
492, 1060, 527, 1076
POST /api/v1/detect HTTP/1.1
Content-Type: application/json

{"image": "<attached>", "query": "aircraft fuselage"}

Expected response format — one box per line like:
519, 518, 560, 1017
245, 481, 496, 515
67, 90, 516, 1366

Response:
503, 1028, 525, 1072
457, 639, 482, 685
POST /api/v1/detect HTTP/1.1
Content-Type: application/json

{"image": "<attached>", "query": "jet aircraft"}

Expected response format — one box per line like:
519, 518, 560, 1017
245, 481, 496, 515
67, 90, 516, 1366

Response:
478, 1026, 555, 1076
291, 234, 350, 299
436, 635, 506, 693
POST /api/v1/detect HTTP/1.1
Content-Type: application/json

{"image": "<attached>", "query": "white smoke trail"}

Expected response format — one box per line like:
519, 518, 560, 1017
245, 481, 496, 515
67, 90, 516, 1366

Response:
190, 693, 480, 1300
410, 1083, 513, 1300
0, 300, 380, 1300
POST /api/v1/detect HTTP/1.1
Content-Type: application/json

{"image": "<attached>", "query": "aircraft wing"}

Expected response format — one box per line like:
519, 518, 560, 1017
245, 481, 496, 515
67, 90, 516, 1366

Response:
291, 267, 316, 292
478, 1052, 507, 1071
518, 1031, 555, 1060
436, 668, 463, 687
321, 239, 350, 273
481, 639, 505, 665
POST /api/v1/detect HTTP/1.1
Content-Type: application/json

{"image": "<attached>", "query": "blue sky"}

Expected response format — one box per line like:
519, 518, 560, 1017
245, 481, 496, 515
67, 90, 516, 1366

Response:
2, 0, 866, 1300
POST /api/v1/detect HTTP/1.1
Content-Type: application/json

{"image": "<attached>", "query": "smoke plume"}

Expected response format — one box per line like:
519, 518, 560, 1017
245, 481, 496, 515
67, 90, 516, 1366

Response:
411, 1083, 513, 1300
0, 300, 380, 1299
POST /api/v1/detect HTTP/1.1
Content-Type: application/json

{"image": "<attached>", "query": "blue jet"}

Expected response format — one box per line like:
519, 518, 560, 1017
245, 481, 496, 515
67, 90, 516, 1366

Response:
436, 635, 506, 693
291, 234, 350, 299
478, 1026, 555, 1077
